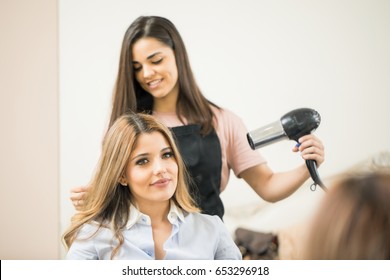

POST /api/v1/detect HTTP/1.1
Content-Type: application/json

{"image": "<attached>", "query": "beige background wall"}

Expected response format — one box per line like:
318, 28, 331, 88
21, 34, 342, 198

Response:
0, 0, 59, 259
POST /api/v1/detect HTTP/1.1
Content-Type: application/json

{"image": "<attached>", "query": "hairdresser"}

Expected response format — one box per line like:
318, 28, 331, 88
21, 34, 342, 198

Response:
70, 16, 325, 219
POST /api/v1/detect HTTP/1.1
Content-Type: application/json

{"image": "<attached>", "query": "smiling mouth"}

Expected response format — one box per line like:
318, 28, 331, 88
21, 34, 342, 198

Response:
147, 79, 162, 89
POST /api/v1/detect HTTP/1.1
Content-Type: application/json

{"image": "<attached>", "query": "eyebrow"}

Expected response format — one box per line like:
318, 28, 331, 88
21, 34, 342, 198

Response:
133, 52, 162, 64
130, 147, 172, 162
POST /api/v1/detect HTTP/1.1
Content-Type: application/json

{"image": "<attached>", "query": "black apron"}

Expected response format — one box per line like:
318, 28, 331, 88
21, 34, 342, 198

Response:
170, 124, 224, 219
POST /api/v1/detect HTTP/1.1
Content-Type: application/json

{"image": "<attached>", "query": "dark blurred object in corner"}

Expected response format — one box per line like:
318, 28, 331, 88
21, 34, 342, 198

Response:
234, 227, 278, 260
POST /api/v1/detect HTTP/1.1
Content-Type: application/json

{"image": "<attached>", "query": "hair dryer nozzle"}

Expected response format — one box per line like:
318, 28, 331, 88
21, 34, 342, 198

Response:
247, 120, 288, 150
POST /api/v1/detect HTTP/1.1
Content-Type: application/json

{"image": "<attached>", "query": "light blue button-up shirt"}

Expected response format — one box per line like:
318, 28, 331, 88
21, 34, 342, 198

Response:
66, 203, 242, 260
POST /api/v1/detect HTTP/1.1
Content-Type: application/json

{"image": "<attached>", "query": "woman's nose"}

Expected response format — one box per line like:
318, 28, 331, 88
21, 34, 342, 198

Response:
153, 159, 167, 175
142, 65, 155, 79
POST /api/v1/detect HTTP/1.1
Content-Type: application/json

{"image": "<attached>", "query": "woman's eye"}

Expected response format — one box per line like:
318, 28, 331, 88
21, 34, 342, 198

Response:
152, 58, 163, 65
132, 63, 142, 72
162, 152, 174, 159
136, 158, 148, 165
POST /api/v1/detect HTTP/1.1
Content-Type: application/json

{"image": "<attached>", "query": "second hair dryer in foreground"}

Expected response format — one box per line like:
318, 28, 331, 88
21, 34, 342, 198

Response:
247, 108, 326, 191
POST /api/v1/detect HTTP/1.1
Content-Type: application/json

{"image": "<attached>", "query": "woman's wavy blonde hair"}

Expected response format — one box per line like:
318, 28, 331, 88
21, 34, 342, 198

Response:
62, 113, 199, 258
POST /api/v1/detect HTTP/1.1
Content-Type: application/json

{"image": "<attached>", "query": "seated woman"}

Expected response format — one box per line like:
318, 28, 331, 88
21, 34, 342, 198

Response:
62, 113, 241, 260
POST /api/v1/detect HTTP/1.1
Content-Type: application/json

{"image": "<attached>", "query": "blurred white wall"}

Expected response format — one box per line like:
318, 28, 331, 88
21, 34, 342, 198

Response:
59, 0, 390, 258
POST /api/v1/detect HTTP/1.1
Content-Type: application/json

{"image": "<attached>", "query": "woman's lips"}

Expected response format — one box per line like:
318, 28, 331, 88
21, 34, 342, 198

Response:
147, 79, 162, 89
151, 178, 170, 187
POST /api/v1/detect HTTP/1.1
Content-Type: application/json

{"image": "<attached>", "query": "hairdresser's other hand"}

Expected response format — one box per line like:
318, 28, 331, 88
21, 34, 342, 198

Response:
70, 185, 89, 211
292, 134, 325, 167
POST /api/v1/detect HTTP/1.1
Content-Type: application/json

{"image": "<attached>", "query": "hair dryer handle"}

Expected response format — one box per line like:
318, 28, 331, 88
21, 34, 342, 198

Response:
305, 159, 327, 191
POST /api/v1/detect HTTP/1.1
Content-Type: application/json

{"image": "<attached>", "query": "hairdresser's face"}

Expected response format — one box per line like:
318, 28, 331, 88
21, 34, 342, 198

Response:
122, 131, 178, 206
132, 37, 179, 103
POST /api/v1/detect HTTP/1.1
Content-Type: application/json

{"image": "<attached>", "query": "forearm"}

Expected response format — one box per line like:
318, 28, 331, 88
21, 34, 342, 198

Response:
240, 134, 324, 202
241, 163, 311, 203
262, 164, 311, 202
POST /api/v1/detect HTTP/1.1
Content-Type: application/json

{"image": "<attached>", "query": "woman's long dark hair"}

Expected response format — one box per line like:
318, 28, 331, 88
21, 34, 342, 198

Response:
110, 16, 218, 135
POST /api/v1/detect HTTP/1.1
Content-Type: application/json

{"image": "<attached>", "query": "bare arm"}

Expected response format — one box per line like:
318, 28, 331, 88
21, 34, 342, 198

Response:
240, 134, 325, 202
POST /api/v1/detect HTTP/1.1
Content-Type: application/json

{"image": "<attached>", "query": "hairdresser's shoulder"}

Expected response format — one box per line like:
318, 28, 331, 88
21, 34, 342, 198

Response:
211, 105, 243, 123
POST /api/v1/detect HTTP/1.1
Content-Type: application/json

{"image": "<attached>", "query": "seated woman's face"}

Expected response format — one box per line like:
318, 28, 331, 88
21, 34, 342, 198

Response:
123, 131, 178, 206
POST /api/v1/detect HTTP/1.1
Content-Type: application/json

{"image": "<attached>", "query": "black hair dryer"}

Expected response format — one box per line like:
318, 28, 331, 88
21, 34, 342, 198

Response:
247, 108, 327, 191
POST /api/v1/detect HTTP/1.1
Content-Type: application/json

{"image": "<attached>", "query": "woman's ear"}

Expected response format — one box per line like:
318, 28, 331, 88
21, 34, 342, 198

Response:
119, 175, 127, 186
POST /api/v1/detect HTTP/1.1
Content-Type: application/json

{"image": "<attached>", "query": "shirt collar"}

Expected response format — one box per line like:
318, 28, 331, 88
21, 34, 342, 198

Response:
126, 201, 185, 229
168, 201, 185, 224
